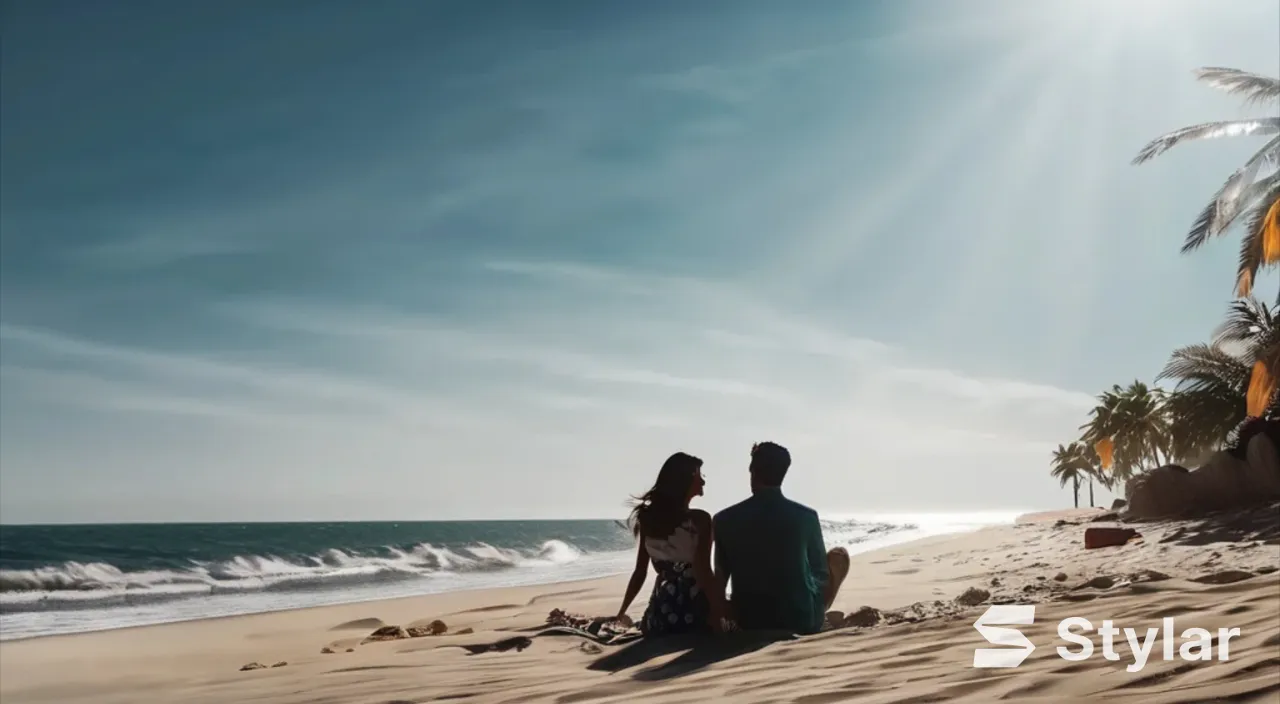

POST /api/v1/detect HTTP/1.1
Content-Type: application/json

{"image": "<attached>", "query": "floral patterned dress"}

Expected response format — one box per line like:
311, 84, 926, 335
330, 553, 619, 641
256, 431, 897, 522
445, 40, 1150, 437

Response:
641, 518, 710, 635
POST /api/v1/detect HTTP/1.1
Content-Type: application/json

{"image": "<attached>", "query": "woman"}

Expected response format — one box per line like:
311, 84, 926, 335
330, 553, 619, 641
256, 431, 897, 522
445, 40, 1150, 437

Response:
614, 452, 727, 635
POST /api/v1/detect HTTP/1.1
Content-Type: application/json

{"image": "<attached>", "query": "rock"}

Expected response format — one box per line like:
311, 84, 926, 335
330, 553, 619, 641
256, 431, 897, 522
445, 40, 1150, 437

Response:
579, 642, 603, 655
346, 648, 355, 653
1077, 575, 1116, 590
362, 625, 409, 644
1110, 498, 1128, 510
1036, 575, 1047, 581
824, 610, 844, 628
1124, 429, 1280, 519
1256, 565, 1278, 575
989, 577, 1001, 587
271, 661, 287, 668
456, 627, 475, 635
1125, 465, 1194, 519
955, 587, 990, 606
1053, 572, 1068, 582
842, 606, 882, 628
404, 620, 447, 638
320, 647, 335, 654
1191, 570, 1255, 585
1088, 511, 1120, 522
239, 662, 267, 671
1084, 527, 1140, 549
1186, 452, 1253, 512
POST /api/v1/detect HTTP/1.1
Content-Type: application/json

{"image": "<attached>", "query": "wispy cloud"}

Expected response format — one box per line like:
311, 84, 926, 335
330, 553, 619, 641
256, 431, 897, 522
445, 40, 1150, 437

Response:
0, 324, 481, 432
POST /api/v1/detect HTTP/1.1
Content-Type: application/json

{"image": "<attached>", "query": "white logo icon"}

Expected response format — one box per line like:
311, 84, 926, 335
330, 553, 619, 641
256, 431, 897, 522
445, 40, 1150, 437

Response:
973, 605, 1037, 668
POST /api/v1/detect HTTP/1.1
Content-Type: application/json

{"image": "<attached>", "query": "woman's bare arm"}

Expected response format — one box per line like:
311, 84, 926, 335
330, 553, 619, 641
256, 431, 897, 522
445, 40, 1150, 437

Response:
690, 510, 727, 629
616, 536, 649, 619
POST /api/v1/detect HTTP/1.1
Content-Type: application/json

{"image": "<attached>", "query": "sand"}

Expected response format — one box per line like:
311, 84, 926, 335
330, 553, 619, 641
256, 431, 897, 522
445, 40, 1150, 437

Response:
2, 507, 1277, 703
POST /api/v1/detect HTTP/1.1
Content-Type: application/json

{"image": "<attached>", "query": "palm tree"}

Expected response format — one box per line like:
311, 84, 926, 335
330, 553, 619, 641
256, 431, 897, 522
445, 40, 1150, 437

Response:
1132, 67, 1280, 300
1158, 342, 1251, 462
1050, 442, 1101, 508
1134, 67, 1280, 416
1080, 382, 1171, 482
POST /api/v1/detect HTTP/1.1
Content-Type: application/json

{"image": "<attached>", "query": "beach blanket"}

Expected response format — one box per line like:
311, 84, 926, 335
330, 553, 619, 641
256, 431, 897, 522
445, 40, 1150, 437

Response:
538, 609, 643, 646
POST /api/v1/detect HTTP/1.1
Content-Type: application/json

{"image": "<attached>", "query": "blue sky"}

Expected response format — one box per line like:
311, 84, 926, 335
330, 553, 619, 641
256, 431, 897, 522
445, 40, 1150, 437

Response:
1, 0, 1277, 523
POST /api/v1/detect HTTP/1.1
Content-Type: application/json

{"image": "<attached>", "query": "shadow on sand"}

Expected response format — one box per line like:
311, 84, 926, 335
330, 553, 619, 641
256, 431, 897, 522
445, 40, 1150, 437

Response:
587, 630, 796, 681
1157, 501, 1280, 546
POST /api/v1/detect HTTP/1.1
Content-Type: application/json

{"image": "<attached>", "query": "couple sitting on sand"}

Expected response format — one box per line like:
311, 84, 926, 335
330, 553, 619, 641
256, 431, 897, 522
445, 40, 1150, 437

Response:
614, 442, 850, 636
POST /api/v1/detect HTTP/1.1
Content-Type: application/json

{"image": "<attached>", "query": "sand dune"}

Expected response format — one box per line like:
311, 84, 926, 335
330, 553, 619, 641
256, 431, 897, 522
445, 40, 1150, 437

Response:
2, 507, 1276, 703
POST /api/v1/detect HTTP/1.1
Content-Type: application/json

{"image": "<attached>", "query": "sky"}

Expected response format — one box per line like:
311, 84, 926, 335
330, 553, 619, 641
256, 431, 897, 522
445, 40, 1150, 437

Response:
1, 0, 1278, 524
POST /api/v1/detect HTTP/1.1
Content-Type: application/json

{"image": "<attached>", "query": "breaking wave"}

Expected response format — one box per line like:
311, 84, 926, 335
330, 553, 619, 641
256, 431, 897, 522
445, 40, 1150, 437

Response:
0, 540, 583, 612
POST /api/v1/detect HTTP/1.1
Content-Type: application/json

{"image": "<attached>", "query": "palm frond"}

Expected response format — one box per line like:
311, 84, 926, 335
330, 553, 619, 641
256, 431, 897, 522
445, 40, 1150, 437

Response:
1195, 67, 1280, 106
1213, 296, 1277, 348
1165, 386, 1246, 461
1157, 343, 1252, 393
1132, 118, 1280, 166
1181, 135, 1280, 251
1235, 181, 1280, 294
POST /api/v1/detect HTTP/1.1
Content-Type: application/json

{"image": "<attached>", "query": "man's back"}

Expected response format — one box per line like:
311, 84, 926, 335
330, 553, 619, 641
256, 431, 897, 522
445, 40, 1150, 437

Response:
714, 488, 827, 634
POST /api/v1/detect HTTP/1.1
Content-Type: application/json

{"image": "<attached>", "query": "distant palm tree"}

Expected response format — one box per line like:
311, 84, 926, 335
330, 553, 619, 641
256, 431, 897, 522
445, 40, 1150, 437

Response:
1050, 442, 1100, 508
1080, 382, 1171, 482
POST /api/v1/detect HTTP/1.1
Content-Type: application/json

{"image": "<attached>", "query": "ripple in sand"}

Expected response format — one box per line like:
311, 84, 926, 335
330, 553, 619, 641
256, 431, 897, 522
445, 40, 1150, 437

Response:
331, 617, 386, 631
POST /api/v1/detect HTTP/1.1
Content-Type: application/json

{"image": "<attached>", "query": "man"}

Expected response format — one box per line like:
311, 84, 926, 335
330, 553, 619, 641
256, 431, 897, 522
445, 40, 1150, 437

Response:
713, 441, 849, 634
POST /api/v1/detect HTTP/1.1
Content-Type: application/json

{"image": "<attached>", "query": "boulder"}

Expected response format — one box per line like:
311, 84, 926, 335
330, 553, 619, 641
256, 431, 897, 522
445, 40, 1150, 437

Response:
239, 662, 267, 671
1124, 465, 1194, 519
1186, 452, 1252, 512
1110, 499, 1128, 510
271, 661, 287, 668
1244, 430, 1280, 498
1084, 527, 1140, 549
1125, 427, 1280, 519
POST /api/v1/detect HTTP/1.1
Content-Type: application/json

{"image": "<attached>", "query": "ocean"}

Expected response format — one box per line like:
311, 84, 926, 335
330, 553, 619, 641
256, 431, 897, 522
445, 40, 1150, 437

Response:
0, 511, 1022, 641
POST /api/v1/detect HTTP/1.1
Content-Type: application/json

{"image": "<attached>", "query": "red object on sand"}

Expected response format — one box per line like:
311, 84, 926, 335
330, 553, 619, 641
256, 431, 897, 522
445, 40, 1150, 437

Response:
1084, 527, 1140, 550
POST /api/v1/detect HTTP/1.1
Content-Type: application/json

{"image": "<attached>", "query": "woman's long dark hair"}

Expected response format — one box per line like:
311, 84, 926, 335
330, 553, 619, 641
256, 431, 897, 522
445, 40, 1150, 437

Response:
628, 452, 702, 539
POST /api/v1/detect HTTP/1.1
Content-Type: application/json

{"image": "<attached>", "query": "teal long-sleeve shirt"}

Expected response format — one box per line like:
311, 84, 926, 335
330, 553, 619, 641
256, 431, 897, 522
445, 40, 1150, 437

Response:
713, 488, 828, 634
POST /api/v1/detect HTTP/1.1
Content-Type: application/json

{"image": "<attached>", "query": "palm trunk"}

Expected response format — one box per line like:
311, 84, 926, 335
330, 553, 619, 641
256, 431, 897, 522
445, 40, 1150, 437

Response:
1088, 478, 1095, 508
1072, 477, 1080, 508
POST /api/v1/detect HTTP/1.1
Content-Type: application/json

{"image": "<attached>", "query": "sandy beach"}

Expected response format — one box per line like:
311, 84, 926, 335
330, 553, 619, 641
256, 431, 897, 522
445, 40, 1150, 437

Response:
2, 508, 1277, 704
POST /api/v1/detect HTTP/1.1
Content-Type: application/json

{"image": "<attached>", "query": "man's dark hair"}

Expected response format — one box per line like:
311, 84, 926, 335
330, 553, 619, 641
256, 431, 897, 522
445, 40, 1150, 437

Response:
750, 441, 791, 487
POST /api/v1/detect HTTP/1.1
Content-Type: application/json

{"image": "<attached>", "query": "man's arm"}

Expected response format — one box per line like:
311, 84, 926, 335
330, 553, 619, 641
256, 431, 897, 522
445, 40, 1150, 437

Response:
805, 509, 829, 588
712, 513, 731, 588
